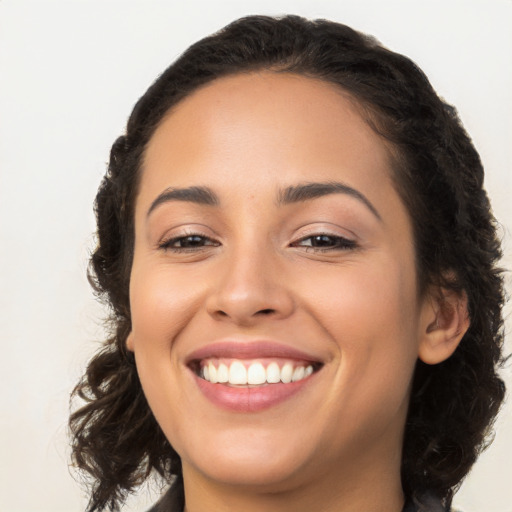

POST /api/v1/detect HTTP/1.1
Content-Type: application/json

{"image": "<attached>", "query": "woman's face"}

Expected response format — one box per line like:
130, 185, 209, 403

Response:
128, 73, 435, 492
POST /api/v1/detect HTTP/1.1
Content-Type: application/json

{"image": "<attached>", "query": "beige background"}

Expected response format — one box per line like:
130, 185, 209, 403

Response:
0, 0, 510, 511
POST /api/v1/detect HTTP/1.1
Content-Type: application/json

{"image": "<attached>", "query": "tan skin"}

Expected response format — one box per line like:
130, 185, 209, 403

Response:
127, 72, 469, 512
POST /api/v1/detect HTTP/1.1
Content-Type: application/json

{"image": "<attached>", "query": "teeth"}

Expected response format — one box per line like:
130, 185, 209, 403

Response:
247, 363, 266, 385
200, 360, 314, 386
208, 362, 217, 384
229, 361, 247, 385
266, 362, 281, 383
217, 363, 229, 383
292, 366, 305, 382
281, 362, 293, 383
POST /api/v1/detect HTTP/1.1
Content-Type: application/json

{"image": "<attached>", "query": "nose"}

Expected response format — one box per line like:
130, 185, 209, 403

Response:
206, 246, 295, 327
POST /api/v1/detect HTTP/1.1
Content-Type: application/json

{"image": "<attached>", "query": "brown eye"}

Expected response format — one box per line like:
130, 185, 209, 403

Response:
293, 234, 357, 251
306, 235, 337, 247
159, 234, 220, 251
174, 235, 209, 248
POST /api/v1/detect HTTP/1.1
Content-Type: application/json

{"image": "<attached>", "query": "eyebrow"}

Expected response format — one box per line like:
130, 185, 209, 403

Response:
277, 181, 382, 221
147, 181, 381, 221
147, 186, 219, 217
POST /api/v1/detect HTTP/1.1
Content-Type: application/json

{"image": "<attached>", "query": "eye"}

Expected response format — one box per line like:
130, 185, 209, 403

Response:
159, 234, 220, 252
292, 234, 357, 251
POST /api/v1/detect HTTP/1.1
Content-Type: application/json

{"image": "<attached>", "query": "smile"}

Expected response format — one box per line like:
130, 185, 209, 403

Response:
187, 341, 324, 412
199, 359, 316, 386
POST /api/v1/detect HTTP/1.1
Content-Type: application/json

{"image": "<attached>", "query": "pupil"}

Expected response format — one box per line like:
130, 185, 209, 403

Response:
313, 235, 333, 246
183, 236, 203, 247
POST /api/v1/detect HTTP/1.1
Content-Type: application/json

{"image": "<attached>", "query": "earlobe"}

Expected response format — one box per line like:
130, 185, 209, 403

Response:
126, 331, 135, 352
418, 287, 470, 365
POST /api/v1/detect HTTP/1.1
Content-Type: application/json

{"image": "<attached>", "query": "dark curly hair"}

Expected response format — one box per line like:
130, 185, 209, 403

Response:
69, 14, 506, 512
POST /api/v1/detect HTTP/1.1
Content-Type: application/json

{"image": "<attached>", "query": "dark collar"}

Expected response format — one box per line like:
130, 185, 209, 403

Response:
146, 482, 184, 512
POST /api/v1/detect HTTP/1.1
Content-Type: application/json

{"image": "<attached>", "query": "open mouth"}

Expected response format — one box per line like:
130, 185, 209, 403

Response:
190, 358, 323, 386
186, 341, 325, 412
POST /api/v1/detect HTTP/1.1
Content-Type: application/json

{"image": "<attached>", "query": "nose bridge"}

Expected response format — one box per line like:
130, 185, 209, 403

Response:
207, 236, 294, 324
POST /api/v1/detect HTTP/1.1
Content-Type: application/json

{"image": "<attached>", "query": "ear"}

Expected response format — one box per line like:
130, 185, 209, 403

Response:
418, 286, 470, 365
126, 331, 135, 352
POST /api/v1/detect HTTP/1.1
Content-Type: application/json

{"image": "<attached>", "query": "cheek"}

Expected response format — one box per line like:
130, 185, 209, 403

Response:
128, 263, 211, 444
301, 257, 420, 404
129, 263, 205, 350
128, 267, 195, 448
302, 256, 419, 343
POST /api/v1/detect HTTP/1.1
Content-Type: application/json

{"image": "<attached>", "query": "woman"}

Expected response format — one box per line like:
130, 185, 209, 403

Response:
70, 15, 506, 512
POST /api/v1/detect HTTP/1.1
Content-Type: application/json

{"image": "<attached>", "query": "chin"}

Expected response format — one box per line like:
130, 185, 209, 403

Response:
188, 459, 308, 492
180, 429, 315, 490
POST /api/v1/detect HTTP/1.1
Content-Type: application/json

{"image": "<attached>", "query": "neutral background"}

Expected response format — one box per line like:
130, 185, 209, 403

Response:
1, 1, 511, 511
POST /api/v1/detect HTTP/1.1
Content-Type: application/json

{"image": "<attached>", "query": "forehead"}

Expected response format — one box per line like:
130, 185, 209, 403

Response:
141, 72, 397, 199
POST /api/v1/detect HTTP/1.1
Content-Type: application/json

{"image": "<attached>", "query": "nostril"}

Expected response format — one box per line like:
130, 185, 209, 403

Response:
212, 307, 276, 323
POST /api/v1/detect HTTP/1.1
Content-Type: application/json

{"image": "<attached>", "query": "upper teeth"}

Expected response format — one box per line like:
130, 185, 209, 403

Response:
201, 360, 314, 386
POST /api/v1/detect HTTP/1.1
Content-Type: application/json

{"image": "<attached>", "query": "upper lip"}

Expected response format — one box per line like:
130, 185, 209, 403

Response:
186, 340, 324, 365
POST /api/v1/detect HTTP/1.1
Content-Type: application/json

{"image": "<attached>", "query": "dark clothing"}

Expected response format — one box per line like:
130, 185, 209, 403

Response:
147, 484, 450, 511
147, 483, 184, 512
403, 493, 448, 512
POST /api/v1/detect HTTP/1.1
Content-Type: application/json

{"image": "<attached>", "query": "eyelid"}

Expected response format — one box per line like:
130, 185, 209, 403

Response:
158, 234, 220, 252
156, 225, 220, 251
292, 223, 357, 242
291, 233, 357, 250
289, 223, 359, 252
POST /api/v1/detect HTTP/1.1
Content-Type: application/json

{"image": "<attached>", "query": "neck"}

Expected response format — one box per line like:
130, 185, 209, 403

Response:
182, 447, 404, 512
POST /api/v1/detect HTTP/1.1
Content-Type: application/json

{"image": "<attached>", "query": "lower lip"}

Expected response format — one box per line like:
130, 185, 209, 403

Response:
193, 372, 316, 412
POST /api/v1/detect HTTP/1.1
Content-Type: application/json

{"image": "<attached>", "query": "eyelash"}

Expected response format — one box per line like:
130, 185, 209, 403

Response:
158, 232, 220, 252
291, 234, 357, 252
158, 232, 357, 253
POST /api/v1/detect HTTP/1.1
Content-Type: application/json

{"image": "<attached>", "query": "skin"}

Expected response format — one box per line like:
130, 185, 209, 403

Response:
127, 72, 468, 512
